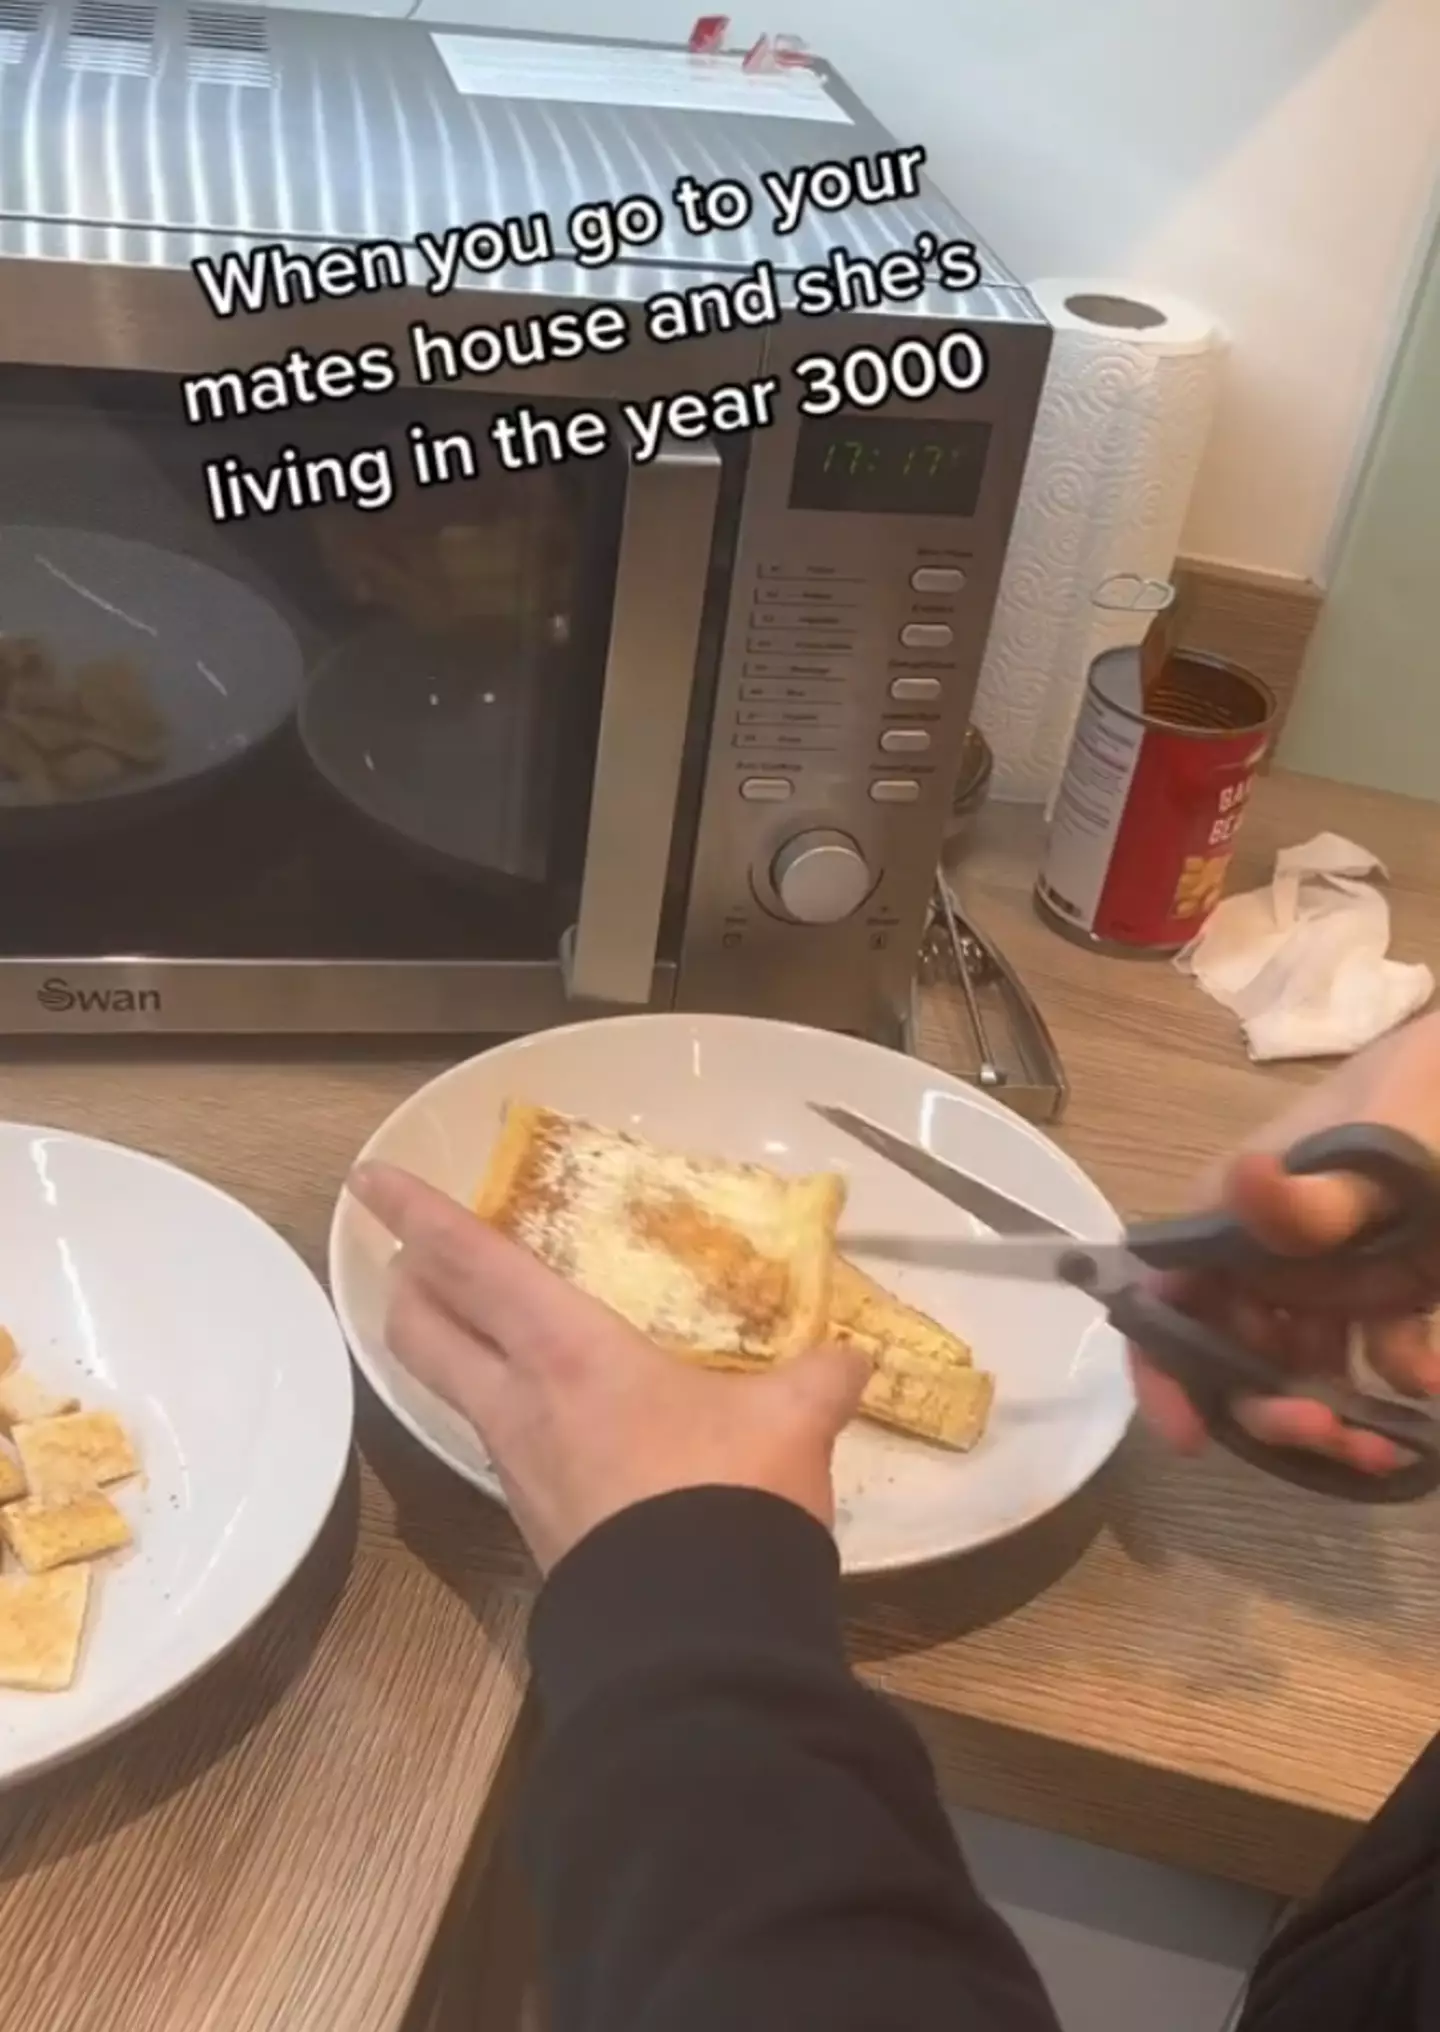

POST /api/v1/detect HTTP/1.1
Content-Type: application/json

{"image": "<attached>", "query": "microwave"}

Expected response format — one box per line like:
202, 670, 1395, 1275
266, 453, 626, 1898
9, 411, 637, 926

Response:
0, 5, 1050, 1038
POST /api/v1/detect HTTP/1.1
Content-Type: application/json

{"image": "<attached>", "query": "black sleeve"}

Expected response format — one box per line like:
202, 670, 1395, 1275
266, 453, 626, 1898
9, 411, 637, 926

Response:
519, 1486, 1060, 2032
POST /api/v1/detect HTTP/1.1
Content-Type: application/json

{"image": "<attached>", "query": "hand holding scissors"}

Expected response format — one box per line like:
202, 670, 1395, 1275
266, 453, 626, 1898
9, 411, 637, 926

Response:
1132, 1012, 1440, 1471
816, 1107, 1440, 1505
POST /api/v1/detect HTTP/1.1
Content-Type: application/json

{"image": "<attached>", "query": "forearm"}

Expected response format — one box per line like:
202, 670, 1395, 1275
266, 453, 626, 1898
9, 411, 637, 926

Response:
519, 1488, 1058, 2032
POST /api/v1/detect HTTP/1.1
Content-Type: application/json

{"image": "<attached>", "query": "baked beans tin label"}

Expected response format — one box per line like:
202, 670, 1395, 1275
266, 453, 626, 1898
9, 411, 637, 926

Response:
1037, 648, 1275, 953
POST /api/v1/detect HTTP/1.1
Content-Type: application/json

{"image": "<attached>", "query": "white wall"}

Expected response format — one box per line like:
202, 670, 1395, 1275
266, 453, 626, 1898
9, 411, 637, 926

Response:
317, 0, 1440, 583
1281, 222, 1440, 796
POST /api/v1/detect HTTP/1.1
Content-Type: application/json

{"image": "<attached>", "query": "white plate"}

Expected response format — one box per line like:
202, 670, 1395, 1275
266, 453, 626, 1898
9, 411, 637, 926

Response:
0, 526, 302, 833
0, 1125, 353, 1786
330, 1014, 1135, 1577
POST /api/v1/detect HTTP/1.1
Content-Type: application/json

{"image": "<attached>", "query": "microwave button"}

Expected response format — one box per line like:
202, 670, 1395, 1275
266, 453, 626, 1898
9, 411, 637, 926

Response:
742, 682, 823, 703
757, 562, 860, 582
751, 640, 856, 659
890, 677, 942, 702
741, 684, 840, 705
738, 705, 843, 727
741, 778, 795, 802
772, 831, 873, 925
870, 780, 923, 804
900, 623, 954, 650
750, 635, 855, 656
761, 586, 858, 607
745, 660, 841, 680
881, 729, 933, 756
911, 567, 967, 593
734, 729, 837, 751
754, 609, 853, 632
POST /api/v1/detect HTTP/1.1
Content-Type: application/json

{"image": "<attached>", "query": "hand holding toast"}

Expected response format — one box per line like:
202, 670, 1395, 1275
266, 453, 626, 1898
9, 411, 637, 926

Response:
350, 1162, 871, 1573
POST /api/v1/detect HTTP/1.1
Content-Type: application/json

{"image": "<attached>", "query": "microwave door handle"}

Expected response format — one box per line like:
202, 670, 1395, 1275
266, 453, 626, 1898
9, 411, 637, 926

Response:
566, 436, 722, 1007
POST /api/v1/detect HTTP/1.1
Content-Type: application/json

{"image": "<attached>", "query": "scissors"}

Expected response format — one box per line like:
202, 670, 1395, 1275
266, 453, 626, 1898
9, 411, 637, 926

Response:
813, 1106, 1440, 1505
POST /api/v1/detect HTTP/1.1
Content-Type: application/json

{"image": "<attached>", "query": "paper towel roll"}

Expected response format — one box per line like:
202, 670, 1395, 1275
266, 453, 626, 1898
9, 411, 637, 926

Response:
973, 282, 1226, 804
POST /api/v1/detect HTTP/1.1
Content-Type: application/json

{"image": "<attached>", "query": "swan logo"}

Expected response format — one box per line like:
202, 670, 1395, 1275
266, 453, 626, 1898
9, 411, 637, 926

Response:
37, 978, 162, 1017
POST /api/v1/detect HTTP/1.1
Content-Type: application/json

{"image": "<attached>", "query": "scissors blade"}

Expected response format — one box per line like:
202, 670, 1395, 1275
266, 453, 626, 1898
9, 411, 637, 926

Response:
909, 1234, 1145, 1294
810, 1104, 1066, 1239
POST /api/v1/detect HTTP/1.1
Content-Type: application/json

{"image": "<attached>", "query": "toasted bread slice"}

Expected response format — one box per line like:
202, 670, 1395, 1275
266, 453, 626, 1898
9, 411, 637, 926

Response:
0, 1445, 25, 1504
828, 1258, 975, 1370
1, 1492, 132, 1574
476, 1102, 845, 1368
0, 1567, 92, 1691
14, 1411, 140, 1506
0, 1370, 79, 1436
829, 1258, 995, 1452
0, 1327, 17, 1377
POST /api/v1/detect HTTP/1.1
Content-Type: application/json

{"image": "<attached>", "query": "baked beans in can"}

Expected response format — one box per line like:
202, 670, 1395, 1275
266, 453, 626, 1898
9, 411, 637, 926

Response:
1036, 647, 1277, 955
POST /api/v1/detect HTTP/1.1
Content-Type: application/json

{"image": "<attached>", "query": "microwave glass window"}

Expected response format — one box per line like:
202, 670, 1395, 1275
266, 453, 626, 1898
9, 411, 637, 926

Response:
0, 367, 640, 963
789, 417, 993, 517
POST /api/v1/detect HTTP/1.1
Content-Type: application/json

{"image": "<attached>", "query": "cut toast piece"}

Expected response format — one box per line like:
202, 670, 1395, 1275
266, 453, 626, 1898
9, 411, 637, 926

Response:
0, 1327, 17, 1376
476, 1101, 845, 1368
0, 1446, 26, 1504
0, 1370, 79, 1436
1, 1492, 132, 1574
14, 1412, 139, 1506
0, 1567, 92, 1691
829, 1258, 995, 1452
828, 1258, 975, 1370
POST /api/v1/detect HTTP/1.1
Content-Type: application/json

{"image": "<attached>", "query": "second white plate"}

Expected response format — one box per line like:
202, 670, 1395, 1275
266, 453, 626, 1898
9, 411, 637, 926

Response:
330, 1014, 1135, 1576
0, 1124, 354, 1786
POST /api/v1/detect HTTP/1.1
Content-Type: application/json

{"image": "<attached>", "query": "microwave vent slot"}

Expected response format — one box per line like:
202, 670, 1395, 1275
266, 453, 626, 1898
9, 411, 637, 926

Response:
65, 0, 155, 73
186, 4, 271, 88
0, 0, 41, 65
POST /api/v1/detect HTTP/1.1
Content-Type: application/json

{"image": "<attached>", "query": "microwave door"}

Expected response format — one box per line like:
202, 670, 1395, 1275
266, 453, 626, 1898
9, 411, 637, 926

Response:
565, 438, 721, 1008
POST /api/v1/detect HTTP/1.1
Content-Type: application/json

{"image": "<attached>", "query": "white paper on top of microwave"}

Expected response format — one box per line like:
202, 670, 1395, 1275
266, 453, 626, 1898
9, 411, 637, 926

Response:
429, 34, 854, 123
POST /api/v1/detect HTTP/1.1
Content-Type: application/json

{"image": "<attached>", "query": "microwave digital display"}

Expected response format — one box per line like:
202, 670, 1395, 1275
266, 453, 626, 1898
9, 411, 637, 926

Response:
789, 418, 993, 517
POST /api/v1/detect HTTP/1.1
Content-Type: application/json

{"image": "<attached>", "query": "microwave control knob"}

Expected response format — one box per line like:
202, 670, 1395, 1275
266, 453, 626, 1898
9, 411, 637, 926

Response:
772, 831, 873, 924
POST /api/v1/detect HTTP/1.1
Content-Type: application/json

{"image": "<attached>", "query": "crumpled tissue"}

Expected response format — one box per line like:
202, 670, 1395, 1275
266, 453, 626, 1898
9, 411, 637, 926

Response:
1176, 834, 1435, 1062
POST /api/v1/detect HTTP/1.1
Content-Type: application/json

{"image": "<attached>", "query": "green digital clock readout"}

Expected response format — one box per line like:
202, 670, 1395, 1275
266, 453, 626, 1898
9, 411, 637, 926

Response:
790, 417, 992, 517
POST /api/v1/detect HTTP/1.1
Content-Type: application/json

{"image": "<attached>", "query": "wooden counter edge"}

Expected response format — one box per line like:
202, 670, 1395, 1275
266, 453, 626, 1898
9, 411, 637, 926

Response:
404, 1702, 542, 2032
892, 1696, 1357, 1900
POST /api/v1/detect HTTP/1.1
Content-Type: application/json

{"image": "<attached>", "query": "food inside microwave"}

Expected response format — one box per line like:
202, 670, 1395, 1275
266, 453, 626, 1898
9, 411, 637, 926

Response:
0, 637, 168, 802
311, 474, 579, 640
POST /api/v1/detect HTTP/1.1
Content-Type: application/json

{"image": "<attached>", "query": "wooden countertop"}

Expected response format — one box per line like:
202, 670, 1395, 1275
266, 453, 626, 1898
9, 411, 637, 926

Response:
0, 768, 1437, 2028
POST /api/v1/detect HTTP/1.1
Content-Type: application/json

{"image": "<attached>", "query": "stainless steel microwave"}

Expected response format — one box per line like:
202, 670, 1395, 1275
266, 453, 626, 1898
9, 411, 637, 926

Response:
0, 4, 1050, 1038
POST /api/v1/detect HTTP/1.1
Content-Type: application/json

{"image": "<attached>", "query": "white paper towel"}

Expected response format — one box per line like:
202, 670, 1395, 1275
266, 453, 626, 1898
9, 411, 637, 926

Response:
1178, 834, 1436, 1061
973, 282, 1227, 803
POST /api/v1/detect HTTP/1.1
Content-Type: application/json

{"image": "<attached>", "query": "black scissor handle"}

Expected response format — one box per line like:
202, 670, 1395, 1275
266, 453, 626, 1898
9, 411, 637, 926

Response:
1124, 1122, 1440, 1278
1204, 1402, 1440, 1506
1282, 1123, 1440, 1260
1110, 1284, 1440, 1506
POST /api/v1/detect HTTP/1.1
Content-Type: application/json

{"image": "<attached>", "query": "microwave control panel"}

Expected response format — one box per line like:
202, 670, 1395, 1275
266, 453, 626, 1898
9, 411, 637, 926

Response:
676, 310, 1052, 1034
730, 554, 965, 913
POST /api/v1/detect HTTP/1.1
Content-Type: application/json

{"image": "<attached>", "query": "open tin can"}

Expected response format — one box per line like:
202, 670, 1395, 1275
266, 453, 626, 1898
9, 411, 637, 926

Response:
1036, 592, 1276, 955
